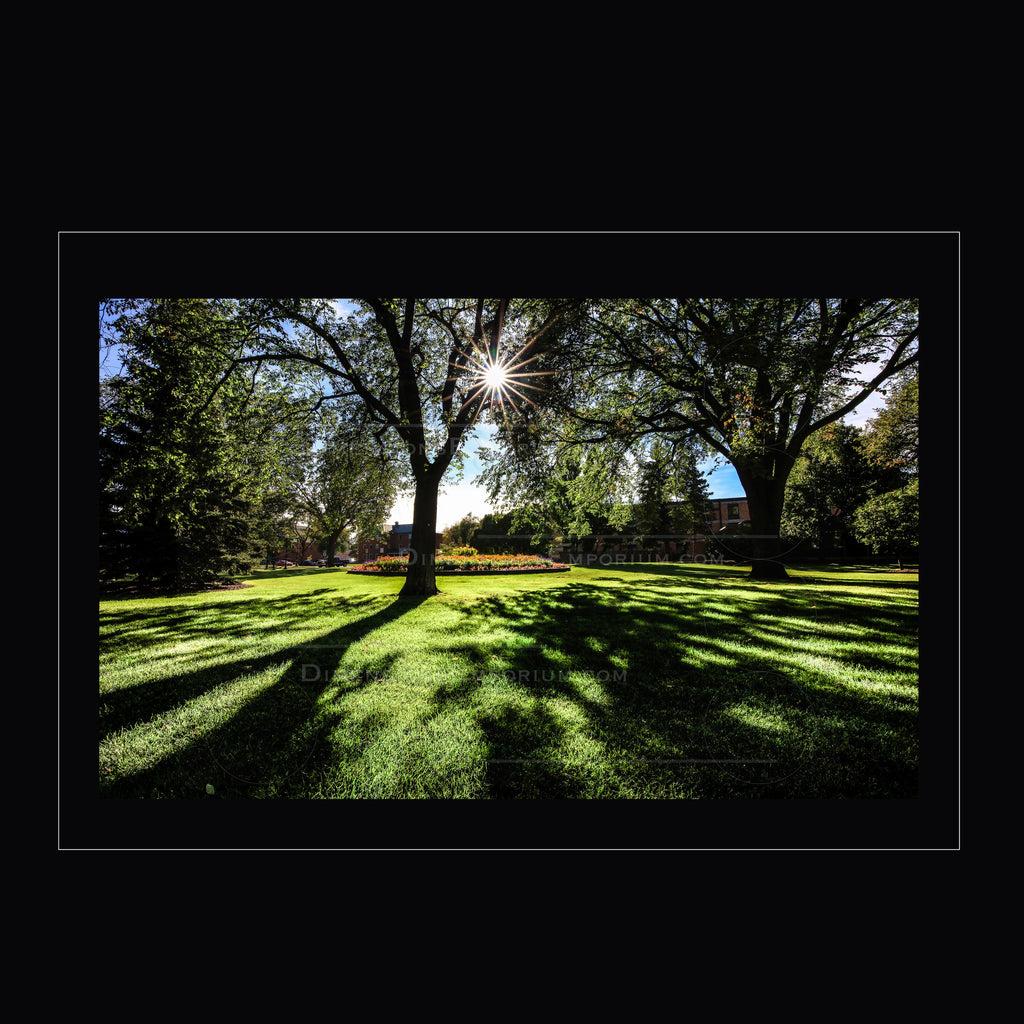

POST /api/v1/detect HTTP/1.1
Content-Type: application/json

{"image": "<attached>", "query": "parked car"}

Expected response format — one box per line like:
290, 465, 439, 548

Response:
275, 559, 294, 567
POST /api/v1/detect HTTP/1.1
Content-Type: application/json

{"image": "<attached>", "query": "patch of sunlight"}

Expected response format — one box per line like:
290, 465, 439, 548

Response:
153, 637, 242, 659
100, 664, 291, 780
355, 709, 486, 766
325, 671, 443, 720
566, 673, 614, 707
678, 645, 737, 668
739, 625, 809, 645
102, 648, 293, 690
779, 650, 917, 691
559, 731, 608, 765
708, 640, 776, 662
840, 677, 918, 700
753, 615, 827, 632
701, 603, 741, 616
723, 704, 795, 734
774, 650, 851, 677
829, 640, 917, 661
544, 696, 590, 727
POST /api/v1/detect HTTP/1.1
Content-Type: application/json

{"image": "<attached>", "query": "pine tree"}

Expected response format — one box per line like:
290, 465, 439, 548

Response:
99, 299, 264, 589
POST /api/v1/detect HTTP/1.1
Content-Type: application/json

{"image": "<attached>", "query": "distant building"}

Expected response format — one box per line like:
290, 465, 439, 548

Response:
357, 522, 443, 563
705, 496, 751, 533
552, 496, 752, 562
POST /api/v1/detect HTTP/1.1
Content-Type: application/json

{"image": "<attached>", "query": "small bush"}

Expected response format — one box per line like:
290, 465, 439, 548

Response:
450, 546, 478, 557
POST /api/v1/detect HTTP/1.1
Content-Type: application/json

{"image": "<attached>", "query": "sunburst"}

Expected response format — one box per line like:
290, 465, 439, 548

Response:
458, 343, 551, 426
482, 361, 510, 392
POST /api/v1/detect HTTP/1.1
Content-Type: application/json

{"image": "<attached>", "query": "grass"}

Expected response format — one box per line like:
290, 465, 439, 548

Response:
98, 562, 919, 800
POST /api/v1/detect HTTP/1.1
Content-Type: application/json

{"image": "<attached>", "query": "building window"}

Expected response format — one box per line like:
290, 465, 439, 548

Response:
727, 503, 740, 520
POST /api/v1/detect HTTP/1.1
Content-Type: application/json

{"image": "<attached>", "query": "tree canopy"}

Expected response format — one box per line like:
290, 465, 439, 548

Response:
290, 413, 402, 561
99, 299, 294, 588
226, 298, 579, 595
481, 298, 919, 579
859, 368, 919, 480
849, 365, 920, 567
780, 423, 874, 557
100, 297, 921, 590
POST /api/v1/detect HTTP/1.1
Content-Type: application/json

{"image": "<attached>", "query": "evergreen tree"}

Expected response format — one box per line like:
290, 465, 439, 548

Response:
99, 299, 271, 588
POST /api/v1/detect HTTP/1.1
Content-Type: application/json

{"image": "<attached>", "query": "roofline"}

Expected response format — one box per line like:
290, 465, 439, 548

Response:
668, 496, 748, 504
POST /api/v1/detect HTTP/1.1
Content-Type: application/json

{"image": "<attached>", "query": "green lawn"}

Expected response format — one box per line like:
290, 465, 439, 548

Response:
98, 563, 919, 799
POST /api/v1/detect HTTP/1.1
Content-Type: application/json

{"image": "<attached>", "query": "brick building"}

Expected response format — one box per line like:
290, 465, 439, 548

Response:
705, 496, 751, 533
357, 522, 443, 564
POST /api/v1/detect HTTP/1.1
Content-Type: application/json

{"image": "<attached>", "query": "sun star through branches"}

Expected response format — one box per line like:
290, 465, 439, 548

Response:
454, 335, 553, 427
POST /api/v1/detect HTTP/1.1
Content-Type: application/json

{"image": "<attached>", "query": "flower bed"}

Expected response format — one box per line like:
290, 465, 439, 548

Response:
348, 554, 570, 575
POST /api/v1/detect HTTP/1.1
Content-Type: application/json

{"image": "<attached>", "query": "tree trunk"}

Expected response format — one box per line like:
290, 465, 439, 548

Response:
736, 470, 791, 582
399, 471, 443, 597
323, 526, 344, 565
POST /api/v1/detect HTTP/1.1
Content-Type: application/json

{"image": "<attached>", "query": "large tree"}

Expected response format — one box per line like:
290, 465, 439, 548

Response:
231, 299, 577, 596
99, 299, 277, 587
849, 366, 920, 568
781, 422, 874, 558
289, 416, 401, 563
859, 366, 919, 480
851, 478, 919, 569
492, 298, 920, 580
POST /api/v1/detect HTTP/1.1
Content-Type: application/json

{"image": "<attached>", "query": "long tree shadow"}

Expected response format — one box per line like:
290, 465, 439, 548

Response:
100, 565, 918, 799
432, 575, 918, 798
99, 595, 429, 799
99, 591, 373, 652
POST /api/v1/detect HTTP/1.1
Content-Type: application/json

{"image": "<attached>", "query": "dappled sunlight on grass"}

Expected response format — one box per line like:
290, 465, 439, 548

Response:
723, 702, 799, 734
99, 562, 919, 799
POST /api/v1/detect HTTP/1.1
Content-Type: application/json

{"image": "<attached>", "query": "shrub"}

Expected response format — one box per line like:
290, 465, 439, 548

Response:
450, 546, 478, 557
